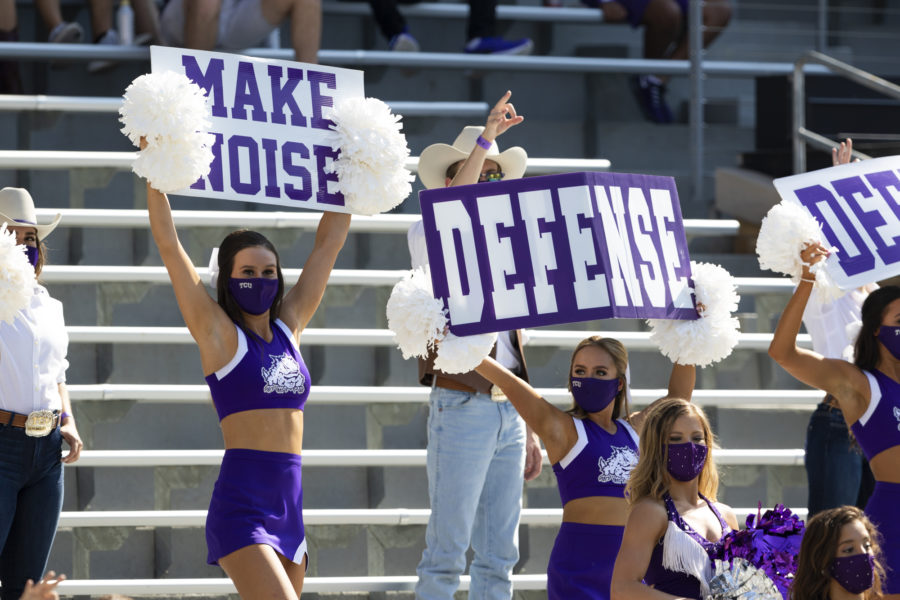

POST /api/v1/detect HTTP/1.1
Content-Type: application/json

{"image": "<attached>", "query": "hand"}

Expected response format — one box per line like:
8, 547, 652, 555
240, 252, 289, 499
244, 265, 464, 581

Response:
482, 91, 525, 143
20, 572, 65, 600
523, 428, 543, 481
800, 242, 830, 280
832, 138, 858, 166
60, 421, 83, 464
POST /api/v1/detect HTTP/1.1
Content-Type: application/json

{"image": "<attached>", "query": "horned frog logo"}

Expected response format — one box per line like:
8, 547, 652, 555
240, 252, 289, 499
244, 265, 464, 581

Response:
262, 352, 306, 394
598, 445, 639, 485
894, 406, 900, 431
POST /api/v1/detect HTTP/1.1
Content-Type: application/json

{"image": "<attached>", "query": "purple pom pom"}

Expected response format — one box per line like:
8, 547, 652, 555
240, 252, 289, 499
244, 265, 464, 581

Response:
720, 504, 805, 600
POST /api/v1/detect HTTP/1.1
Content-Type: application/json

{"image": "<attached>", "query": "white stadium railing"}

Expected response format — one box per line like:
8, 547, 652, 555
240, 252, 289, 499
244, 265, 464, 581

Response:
0, 150, 611, 175
66, 384, 824, 410
33, 208, 742, 237
63, 325, 812, 351
56, 574, 546, 595
70, 448, 805, 468
57, 506, 806, 529
0, 94, 490, 118
42, 265, 795, 294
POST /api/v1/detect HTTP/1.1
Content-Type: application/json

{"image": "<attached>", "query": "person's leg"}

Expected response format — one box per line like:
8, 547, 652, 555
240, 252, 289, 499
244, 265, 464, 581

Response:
665, 0, 731, 60
0, 0, 22, 93
467, 0, 495, 41
88, 0, 113, 40
365, 0, 406, 41
132, 0, 161, 43
185, 0, 222, 50
0, 0, 14, 30
278, 551, 307, 598
219, 544, 301, 600
0, 429, 63, 600
468, 404, 526, 600
36, 0, 83, 42
805, 403, 863, 516
416, 389, 499, 600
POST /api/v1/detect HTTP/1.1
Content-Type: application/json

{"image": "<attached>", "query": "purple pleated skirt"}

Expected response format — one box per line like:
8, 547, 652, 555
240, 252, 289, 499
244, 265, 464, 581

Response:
866, 480, 900, 593
206, 448, 307, 566
547, 522, 625, 600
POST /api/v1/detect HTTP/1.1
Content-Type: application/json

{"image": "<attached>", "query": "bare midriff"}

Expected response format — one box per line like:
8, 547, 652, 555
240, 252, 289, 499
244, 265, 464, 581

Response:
220, 408, 304, 455
562, 495, 630, 526
870, 446, 900, 483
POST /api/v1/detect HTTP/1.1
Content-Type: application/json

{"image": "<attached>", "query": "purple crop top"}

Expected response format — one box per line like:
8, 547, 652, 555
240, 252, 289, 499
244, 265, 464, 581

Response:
643, 493, 729, 600
205, 319, 311, 421
851, 370, 900, 460
552, 416, 640, 505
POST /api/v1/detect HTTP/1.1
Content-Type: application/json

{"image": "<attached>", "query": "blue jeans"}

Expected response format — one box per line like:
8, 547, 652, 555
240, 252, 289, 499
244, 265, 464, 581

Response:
0, 425, 64, 600
804, 402, 863, 517
415, 387, 526, 600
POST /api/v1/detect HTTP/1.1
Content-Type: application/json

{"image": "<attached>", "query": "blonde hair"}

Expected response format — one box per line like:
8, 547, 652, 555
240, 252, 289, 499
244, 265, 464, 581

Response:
566, 336, 630, 422
625, 397, 719, 504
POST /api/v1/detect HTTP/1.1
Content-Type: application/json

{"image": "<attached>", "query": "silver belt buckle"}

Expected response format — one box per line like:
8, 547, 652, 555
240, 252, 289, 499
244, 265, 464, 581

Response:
25, 410, 55, 437
490, 385, 507, 402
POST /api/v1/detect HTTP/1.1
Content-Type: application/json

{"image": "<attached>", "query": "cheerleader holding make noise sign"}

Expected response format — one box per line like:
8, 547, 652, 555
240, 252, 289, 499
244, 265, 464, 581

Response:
475, 338, 695, 600
769, 244, 900, 599
143, 170, 350, 598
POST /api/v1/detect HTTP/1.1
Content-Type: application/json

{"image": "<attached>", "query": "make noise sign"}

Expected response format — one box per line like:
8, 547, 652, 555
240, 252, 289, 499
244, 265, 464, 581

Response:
420, 171, 698, 336
150, 46, 365, 212
774, 155, 900, 289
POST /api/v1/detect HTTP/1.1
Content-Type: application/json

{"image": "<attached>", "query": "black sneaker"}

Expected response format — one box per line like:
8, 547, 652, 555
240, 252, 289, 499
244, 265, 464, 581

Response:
632, 75, 673, 124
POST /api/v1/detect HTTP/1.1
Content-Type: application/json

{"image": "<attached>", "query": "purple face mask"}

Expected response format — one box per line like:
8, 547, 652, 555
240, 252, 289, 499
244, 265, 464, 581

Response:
229, 277, 279, 316
830, 553, 875, 594
570, 376, 619, 413
877, 325, 900, 360
667, 442, 708, 482
24, 245, 38, 269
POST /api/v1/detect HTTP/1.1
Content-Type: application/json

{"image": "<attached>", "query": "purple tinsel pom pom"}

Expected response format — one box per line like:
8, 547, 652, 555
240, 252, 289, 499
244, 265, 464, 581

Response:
721, 504, 805, 600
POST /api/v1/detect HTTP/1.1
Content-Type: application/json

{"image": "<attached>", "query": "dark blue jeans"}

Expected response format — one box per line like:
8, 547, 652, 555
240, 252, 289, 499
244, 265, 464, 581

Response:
0, 425, 63, 600
805, 402, 863, 517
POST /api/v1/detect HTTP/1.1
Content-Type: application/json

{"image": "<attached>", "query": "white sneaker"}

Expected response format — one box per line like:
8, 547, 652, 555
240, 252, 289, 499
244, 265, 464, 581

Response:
48, 22, 84, 44
87, 29, 120, 74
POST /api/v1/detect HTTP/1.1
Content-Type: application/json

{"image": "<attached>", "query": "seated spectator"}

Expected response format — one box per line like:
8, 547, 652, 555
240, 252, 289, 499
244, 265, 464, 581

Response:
366, 0, 533, 53
588, 0, 731, 123
160, 0, 320, 64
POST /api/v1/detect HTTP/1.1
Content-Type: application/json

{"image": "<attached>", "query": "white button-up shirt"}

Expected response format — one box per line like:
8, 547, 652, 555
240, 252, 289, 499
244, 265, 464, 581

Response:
0, 284, 69, 414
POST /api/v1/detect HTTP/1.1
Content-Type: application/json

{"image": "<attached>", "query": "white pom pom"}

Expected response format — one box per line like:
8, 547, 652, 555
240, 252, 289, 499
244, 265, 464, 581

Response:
329, 97, 414, 216
120, 71, 215, 193
120, 71, 212, 147
0, 224, 35, 324
434, 331, 498, 374
131, 134, 215, 193
386, 268, 448, 359
647, 262, 741, 367
757, 201, 845, 302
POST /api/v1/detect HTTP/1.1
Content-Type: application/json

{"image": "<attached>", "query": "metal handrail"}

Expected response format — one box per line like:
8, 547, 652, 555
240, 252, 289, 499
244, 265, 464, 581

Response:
792, 50, 900, 173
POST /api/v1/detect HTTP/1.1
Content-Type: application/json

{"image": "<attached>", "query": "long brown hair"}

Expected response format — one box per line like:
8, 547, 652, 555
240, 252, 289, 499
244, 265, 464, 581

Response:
566, 336, 630, 421
625, 398, 719, 504
215, 230, 285, 330
854, 286, 900, 371
791, 506, 884, 600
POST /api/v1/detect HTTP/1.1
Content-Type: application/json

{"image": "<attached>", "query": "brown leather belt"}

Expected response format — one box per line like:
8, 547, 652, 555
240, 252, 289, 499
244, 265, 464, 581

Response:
0, 409, 59, 430
433, 376, 477, 395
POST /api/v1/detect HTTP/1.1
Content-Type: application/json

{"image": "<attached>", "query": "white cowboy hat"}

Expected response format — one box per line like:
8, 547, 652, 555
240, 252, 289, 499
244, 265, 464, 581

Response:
417, 126, 528, 190
0, 187, 61, 238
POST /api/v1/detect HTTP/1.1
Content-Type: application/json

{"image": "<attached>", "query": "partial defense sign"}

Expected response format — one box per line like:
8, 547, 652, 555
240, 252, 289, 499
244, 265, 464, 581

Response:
773, 155, 900, 289
151, 46, 365, 213
420, 171, 698, 336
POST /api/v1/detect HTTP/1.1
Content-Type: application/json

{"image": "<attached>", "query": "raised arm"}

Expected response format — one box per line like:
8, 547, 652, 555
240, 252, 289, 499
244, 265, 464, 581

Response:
448, 91, 524, 187
280, 211, 352, 338
630, 363, 695, 434
610, 500, 677, 600
767, 243, 868, 419
145, 181, 232, 368
475, 356, 575, 463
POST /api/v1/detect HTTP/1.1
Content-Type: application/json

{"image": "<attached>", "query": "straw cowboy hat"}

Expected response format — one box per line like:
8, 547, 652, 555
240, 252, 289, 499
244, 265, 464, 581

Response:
0, 187, 61, 238
417, 126, 528, 190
